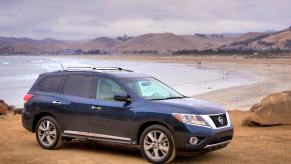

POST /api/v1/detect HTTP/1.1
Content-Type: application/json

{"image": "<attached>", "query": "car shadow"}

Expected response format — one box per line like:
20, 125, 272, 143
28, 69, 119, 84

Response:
61, 139, 217, 163
62, 139, 141, 157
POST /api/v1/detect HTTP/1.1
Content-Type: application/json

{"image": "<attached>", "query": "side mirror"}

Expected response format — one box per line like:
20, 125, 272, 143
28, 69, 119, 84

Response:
114, 93, 131, 102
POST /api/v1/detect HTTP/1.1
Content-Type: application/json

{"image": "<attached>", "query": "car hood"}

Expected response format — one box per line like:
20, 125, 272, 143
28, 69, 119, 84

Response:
152, 98, 225, 115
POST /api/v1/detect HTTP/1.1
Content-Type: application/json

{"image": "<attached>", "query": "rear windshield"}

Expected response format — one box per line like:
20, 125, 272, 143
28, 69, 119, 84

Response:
32, 75, 66, 93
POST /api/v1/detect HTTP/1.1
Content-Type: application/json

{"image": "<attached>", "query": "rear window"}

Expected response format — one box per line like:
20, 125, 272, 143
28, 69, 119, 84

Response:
62, 75, 96, 98
34, 75, 65, 93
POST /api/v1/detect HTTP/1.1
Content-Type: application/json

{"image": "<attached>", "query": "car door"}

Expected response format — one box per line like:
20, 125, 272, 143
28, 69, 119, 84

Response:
57, 74, 97, 135
89, 77, 135, 142
32, 75, 67, 125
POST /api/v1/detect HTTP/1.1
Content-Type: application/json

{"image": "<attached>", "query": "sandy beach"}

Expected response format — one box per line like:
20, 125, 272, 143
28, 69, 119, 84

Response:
0, 55, 291, 163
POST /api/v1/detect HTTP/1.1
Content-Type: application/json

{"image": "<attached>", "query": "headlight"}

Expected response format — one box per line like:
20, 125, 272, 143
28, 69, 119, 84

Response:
171, 113, 210, 127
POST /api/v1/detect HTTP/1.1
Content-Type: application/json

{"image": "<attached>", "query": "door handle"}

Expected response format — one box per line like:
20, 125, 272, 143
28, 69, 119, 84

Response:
91, 106, 102, 110
52, 101, 61, 105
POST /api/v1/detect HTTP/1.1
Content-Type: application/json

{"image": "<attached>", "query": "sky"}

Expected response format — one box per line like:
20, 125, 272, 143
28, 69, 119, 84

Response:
0, 0, 290, 40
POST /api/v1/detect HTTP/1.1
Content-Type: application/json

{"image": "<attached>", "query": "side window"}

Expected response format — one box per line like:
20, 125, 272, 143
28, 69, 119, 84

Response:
96, 78, 126, 101
62, 75, 95, 98
36, 75, 65, 93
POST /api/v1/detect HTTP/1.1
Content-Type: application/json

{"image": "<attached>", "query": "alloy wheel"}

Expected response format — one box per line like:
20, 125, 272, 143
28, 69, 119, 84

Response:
37, 120, 57, 146
143, 130, 170, 160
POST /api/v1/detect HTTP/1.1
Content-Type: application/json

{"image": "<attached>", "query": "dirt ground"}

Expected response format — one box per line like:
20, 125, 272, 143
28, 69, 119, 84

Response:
1, 55, 291, 163
0, 111, 290, 164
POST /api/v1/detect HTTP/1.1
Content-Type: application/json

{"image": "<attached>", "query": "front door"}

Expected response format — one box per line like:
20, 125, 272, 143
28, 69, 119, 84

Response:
89, 77, 135, 142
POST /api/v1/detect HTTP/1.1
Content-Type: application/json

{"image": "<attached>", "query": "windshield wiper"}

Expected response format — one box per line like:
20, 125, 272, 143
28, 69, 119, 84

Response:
151, 96, 185, 100
165, 96, 185, 100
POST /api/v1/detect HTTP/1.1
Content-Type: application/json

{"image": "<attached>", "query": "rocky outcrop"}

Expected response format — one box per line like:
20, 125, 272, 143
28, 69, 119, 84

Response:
13, 108, 23, 115
0, 100, 9, 115
242, 91, 291, 126
0, 100, 22, 115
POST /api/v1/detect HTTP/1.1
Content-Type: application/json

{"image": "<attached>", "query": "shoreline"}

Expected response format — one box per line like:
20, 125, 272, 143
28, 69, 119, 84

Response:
1, 55, 259, 107
3, 54, 291, 110
66, 55, 291, 110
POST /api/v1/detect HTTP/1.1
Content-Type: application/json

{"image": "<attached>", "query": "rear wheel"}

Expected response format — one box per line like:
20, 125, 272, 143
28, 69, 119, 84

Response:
140, 125, 176, 163
36, 116, 64, 149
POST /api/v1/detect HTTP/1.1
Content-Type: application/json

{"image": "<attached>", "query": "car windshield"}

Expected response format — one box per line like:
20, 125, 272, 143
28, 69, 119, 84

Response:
123, 78, 185, 100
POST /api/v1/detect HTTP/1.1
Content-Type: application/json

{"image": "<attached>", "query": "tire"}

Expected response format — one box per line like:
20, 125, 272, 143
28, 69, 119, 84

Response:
140, 125, 176, 164
64, 137, 73, 142
35, 116, 64, 149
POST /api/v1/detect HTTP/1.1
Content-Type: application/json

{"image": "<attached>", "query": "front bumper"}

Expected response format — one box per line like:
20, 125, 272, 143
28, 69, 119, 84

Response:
173, 122, 234, 152
204, 140, 231, 150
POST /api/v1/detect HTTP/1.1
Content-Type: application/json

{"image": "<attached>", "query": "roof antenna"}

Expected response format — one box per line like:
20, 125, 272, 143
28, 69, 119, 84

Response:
60, 63, 65, 70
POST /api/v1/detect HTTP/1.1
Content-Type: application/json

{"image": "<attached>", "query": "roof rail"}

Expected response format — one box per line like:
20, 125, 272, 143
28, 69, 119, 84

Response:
65, 67, 133, 72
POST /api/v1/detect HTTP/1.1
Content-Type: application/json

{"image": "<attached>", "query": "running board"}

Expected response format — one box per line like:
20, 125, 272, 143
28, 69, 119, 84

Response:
62, 130, 136, 144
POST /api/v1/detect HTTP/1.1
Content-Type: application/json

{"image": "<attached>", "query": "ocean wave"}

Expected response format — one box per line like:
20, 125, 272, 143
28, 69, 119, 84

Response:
0, 74, 39, 83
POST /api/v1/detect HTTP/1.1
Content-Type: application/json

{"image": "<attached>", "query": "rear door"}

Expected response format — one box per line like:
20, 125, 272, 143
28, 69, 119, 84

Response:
57, 74, 97, 135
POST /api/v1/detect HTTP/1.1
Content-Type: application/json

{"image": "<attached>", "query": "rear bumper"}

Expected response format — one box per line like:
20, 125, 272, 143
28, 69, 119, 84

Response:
22, 110, 34, 132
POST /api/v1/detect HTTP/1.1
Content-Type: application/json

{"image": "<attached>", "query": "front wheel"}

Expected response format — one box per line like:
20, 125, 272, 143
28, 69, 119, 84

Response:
36, 116, 64, 149
140, 125, 176, 164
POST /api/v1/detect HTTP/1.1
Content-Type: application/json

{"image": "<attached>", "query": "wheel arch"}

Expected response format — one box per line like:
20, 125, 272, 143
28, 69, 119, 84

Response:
136, 120, 173, 145
32, 112, 57, 132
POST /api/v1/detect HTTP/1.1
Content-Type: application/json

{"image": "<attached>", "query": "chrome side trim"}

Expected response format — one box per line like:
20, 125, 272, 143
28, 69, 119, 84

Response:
201, 112, 231, 129
64, 130, 131, 141
204, 140, 231, 149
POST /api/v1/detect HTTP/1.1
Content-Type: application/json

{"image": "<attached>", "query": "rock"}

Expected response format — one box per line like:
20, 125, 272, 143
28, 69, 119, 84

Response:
242, 116, 260, 126
8, 105, 16, 111
0, 100, 9, 115
249, 103, 260, 112
243, 91, 291, 126
13, 108, 23, 115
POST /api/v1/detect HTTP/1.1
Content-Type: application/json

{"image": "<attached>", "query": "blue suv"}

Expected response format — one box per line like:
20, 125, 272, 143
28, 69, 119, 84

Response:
22, 67, 233, 163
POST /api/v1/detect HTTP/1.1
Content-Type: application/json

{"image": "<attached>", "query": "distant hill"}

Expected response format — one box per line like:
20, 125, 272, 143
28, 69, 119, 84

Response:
113, 33, 196, 52
0, 27, 291, 55
224, 27, 291, 51
0, 37, 48, 53
250, 28, 291, 49
112, 33, 239, 52
230, 32, 270, 46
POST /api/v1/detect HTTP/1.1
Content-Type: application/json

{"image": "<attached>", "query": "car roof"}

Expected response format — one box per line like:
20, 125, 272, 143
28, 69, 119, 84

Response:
105, 71, 151, 78
45, 67, 151, 79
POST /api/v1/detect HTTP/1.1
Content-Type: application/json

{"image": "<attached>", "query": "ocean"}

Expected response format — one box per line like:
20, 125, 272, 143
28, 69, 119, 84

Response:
0, 56, 258, 107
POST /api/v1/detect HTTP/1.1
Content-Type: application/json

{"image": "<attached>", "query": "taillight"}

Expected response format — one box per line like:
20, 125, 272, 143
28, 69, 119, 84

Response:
23, 94, 33, 103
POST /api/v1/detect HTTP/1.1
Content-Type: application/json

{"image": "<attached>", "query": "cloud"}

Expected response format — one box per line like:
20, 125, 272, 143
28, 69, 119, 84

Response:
0, 0, 290, 39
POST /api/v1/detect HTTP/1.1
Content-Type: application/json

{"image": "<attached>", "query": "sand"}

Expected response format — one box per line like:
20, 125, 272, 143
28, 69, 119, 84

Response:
0, 55, 291, 163
0, 111, 290, 164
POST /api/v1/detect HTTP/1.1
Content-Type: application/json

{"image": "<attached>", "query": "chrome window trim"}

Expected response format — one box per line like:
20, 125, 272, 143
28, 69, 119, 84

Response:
201, 112, 231, 129
64, 130, 131, 141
